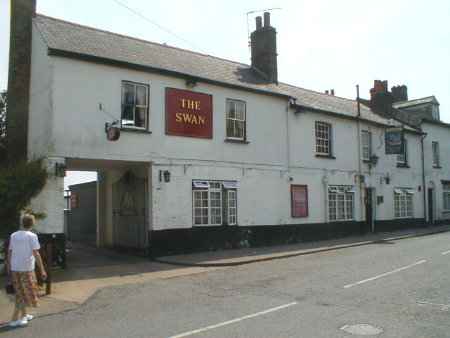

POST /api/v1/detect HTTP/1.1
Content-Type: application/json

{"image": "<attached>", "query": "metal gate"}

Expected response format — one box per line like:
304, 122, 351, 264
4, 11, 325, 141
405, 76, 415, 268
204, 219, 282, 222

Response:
112, 171, 147, 249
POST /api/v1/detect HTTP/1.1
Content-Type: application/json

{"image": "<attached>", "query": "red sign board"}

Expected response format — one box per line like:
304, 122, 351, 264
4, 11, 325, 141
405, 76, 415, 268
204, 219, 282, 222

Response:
291, 185, 308, 218
165, 88, 213, 138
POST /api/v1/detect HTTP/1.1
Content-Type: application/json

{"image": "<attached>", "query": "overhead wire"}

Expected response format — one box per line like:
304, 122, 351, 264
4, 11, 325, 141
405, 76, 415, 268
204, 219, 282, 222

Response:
111, 0, 207, 54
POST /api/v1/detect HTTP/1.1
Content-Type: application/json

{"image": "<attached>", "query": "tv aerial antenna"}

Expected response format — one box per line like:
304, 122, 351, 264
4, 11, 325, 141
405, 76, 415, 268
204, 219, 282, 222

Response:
246, 8, 282, 48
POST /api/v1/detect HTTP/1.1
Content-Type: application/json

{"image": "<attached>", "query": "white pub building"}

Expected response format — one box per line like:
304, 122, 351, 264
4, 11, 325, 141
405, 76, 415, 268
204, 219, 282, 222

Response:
7, 1, 450, 256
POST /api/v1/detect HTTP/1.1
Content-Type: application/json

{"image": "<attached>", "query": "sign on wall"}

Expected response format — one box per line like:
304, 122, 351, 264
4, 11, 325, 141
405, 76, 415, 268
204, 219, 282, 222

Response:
291, 185, 308, 218
385, 128, 404, 154
165, 88, 213, 138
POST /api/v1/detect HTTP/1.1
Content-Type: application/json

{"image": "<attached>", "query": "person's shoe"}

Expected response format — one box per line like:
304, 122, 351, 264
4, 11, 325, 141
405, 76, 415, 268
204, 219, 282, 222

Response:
23, 314, 34, 321
9, 319, 28, 327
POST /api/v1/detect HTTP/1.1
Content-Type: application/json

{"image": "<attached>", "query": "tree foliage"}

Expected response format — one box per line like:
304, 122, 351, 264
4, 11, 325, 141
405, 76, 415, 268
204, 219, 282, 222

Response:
0, 159, 48, 239
0, 91, 48, 240
0, 91, 6, 163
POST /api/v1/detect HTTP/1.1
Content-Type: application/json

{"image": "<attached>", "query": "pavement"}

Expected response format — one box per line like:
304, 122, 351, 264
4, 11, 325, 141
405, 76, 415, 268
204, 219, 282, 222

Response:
0, 224, 448, 328
155, 224, 450, 266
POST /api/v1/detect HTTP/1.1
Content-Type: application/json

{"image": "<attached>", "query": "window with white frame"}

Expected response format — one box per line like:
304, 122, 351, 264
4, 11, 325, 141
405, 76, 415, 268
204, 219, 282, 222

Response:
397, 139, 408, 166
361, 130, 372, 161
443, 182, 450, 212
121, 81, 149, 129
192, 180, 238, 226
432, 141, 440, 167
328, 186, 354, 221
315, 121, 332, 156
226, 99, 246, 140
227, 190, 237, 225
394, 188, 414, 218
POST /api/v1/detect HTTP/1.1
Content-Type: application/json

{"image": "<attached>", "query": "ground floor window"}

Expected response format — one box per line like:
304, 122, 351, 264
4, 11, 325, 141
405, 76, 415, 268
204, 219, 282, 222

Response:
394, 188, 414, 218
443, 182, 450, 212
193, 180, 238, 226
328, 186, 354, 221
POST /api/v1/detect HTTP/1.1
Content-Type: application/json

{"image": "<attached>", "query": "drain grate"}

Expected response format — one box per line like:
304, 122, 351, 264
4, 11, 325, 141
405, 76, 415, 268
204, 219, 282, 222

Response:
340, 324, 383, 336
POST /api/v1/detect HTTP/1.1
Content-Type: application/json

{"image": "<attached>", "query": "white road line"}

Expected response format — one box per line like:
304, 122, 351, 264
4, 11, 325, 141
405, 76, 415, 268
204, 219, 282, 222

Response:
167, 302, 298, 338
344, 260, 427, 289
441, 250, 450, 255
417, 301, 450, 310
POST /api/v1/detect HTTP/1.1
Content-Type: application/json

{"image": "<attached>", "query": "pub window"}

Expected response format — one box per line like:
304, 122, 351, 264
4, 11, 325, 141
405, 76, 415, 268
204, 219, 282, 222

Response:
192, 180, 238, 226
443, 183, 450, 212
291, 185, 308, 218
121, 81, 149, 129
394, 188, 414, 218
226, 99, 246, 140
361, 130, 372, 161
315, 121, 332, 156
396, 139, 408, 166
328, 186, 354, 221
432, 141, 440, 167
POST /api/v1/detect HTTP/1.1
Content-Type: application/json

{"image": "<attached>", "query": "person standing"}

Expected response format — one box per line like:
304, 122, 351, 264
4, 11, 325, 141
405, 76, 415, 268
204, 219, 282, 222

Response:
6, 214, 47, 328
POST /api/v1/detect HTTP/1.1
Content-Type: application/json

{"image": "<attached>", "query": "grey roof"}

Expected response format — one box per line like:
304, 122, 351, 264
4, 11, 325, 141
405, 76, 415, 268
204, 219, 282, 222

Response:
34, 14, 411, 129
393, 96, 439, 109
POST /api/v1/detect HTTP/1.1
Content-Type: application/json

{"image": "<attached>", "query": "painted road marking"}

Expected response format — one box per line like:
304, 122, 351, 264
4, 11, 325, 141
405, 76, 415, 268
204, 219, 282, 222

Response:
417, 301, 450, 311
441, 250, 450, 255
167, 302, 298, 338
344, 260, 427, 289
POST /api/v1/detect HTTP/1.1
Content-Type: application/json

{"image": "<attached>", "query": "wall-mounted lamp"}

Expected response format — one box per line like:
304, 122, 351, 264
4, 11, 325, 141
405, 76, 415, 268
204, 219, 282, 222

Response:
163, 170, 171, 182
185, 78, 198, 88
159, 170, 171, 183
55, 163, 67, 177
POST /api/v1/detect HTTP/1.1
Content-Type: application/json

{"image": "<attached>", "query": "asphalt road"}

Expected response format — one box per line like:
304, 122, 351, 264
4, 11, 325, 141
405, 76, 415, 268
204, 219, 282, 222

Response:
2, 231, 450, 338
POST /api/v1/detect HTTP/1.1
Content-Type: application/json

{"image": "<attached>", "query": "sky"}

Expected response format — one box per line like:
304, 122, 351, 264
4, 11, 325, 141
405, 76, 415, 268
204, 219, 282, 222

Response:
1, 0, 449, 186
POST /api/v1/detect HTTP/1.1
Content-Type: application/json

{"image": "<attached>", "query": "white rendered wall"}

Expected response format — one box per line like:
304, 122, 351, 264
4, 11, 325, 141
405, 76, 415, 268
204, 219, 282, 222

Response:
30, 53, 428, 232
27, 24, 54, 159
423, 123, 450, 221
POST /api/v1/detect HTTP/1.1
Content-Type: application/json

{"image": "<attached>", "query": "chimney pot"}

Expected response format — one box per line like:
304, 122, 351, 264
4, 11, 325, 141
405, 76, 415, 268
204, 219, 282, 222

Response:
250, 12, 278, 84
331, 89, 335, 96
264, 12, 271, 27
255, 16, 262, 30
325, 90, 329, 95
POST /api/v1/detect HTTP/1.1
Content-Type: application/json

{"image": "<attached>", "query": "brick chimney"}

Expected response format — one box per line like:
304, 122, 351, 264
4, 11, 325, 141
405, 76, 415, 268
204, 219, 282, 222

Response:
369, 80, 394, 114
7, 0, 36, 162
391, 85, 408, 102
250, 12, 278, 84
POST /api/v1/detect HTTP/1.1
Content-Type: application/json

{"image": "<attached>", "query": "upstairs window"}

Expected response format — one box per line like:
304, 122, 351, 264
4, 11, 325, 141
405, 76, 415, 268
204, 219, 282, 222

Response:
121, 81, 149, 129
315, 121, 332, 156
432, 141, 440, 167
226, 99, 246, 140
397, 139, 408, 166
361, 130, 372, 161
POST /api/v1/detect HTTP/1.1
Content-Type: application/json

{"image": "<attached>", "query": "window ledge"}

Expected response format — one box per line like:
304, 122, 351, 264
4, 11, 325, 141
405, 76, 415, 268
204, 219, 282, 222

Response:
315, 154, 336, 159
224, 138, 250, 144
396, 163, 410, 168
433, 165, 442, 169
121, 127, 152, 134
362, 159, 372, 164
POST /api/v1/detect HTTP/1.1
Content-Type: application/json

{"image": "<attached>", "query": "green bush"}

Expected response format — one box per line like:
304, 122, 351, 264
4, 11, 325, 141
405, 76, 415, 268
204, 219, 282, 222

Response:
0, 159, 48, 239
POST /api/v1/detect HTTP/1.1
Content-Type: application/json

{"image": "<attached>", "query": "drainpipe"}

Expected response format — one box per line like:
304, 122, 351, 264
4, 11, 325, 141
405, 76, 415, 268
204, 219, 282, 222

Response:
356, 85, 365, 231
421, 133, 427, 224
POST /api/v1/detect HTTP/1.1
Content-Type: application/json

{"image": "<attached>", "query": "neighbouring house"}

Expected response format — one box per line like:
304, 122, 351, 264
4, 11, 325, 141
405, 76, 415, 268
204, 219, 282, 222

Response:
7, 0, 449, 256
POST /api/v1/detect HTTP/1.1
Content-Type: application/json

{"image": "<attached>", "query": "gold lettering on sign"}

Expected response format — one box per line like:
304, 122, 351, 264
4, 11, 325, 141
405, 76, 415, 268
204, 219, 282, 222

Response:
175, 97, 206, 125
175, 112, 206, 125
181, 99, 201, 110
